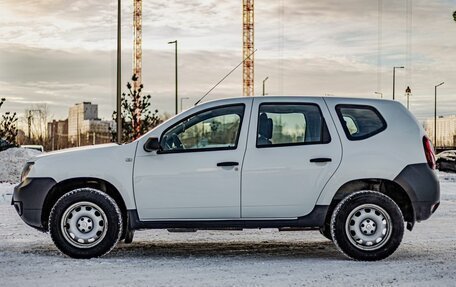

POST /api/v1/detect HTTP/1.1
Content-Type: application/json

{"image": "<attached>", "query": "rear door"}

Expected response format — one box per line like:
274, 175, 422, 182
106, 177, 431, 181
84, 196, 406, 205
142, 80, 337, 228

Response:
241, 97, 342, 218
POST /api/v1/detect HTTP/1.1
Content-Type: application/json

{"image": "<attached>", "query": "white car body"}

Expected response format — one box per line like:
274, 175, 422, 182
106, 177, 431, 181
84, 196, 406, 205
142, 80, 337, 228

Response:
13, 96, 440, 260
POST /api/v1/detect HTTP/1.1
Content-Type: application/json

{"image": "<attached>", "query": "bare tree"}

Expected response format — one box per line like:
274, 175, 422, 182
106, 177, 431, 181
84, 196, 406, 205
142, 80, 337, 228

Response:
24, 104, 52, 145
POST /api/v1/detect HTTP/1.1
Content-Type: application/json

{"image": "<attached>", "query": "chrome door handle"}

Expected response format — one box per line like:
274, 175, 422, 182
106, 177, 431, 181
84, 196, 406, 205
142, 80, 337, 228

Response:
310, 158, 332, 163
217, 162, 239, 167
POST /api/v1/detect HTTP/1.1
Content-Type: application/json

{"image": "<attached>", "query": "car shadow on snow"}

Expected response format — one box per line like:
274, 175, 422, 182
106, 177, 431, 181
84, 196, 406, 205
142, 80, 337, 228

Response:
107, 240, 344, 260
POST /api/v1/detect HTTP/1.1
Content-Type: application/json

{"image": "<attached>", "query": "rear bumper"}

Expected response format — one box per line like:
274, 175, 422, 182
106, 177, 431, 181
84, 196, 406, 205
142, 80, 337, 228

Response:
412, 201, 440, 221
12, 177, 56, 231
394, 163, 440, 222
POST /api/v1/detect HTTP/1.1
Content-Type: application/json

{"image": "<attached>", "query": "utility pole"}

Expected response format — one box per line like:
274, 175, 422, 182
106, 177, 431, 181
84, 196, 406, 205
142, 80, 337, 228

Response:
77, 111, 80, 147
392, 66, 404, 100
26, 109, 41, 142
168, 40, 178, 114
27, 111, 32, 139
51, 123, 55, 151
434, 82, 444, 147
116, 0, 122, 144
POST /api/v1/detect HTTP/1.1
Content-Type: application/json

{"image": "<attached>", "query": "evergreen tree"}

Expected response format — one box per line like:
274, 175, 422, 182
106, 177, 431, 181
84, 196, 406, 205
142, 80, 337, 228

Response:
112, 75, 161, 143
0, 98, 18, 144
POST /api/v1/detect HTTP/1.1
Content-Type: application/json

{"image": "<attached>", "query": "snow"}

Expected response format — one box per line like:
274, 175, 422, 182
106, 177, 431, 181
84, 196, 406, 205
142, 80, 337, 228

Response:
0, 148, 41, 183
0, 182, 14, 203
0, 173, 454, 286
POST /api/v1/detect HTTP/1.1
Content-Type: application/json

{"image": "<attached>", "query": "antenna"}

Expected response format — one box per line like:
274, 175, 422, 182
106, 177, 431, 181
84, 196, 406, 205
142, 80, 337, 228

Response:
194, 49, 258, 106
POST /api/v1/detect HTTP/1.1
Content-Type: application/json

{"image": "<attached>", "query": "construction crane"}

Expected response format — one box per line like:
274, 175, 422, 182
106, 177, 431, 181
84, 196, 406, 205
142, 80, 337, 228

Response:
133, 0, 142, 136
133, 0, 142, 90
243, 0, 254, 97
133, 0, 253, 102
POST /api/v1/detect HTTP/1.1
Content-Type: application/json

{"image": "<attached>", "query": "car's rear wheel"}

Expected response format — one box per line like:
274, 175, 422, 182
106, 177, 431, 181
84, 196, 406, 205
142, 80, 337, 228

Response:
330, 190, 404, 261
123, 229, 135, 244
49, 188, 123, 259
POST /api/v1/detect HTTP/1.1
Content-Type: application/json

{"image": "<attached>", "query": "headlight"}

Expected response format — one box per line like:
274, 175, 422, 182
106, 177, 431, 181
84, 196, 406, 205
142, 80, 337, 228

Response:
20, 162, 34, 182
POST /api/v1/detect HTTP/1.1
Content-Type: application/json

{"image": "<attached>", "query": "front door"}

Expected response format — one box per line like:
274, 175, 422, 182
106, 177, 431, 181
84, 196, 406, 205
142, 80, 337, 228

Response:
134, 103, 250, 220
241, 98, 342, 218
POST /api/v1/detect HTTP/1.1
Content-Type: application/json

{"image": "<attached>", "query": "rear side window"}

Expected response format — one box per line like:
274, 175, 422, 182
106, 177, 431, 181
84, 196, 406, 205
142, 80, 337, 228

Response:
336, 105, 387, 140
257, 103, 331, 147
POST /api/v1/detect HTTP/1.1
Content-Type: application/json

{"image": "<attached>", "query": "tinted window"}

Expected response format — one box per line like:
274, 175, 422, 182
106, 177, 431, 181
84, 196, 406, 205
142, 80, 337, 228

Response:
161, 105, 244, 152
336, 105, 387, 140
257, 104, 330, 147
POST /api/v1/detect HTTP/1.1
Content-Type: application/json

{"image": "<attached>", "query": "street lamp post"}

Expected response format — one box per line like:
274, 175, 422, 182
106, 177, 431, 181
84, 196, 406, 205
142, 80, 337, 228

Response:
262, 77, 269, 96
434, 82, 445, 147
374, 91, 383, 99
168, 40, 178, 115
180, 97, 189, 112
392, 66, 404, 100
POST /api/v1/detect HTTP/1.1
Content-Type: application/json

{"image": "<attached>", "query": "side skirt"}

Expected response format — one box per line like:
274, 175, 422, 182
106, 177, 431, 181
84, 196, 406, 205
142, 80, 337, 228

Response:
127, 205, 328, 230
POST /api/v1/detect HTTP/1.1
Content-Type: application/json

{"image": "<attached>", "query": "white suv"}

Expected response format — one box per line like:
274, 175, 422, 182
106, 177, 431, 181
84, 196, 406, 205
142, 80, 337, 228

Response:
12, 96, 440, 261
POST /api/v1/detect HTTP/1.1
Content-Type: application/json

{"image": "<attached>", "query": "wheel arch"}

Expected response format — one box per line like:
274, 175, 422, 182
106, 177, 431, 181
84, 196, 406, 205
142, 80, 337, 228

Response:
324, 178, 414, 229
41, 177, 128, 231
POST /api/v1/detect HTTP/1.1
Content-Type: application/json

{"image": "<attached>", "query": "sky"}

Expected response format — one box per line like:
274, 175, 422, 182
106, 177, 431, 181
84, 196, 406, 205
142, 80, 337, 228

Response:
0, 0, 455, 126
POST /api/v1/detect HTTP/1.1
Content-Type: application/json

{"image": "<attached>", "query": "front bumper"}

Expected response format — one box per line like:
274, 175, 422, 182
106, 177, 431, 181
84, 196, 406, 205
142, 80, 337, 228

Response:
394, 163, 440, 222
12, 177, 56, 231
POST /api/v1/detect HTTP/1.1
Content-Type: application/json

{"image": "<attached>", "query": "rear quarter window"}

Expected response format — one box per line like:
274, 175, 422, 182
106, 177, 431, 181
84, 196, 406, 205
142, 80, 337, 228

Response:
336, 104, 387, 140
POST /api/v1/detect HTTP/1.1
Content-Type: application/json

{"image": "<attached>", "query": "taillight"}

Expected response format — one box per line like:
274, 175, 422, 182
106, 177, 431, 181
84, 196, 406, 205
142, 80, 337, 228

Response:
423, 136, 436, 169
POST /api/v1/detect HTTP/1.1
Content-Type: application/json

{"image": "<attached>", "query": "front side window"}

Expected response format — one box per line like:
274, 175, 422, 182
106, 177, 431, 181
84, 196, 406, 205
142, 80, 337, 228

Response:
256, 103, 330, 147
161, 105, 244, 152
336, 105, 387, 140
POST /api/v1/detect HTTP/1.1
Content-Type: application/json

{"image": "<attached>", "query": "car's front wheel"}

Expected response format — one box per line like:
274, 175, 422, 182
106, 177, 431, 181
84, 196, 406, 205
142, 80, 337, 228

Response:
330, 190, 404, 261
49, 188, 123, 259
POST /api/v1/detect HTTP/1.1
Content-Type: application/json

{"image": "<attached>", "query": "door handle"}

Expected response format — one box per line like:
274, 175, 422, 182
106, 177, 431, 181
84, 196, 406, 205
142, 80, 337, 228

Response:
217, 161, 239, 167
310, 158, 332, 163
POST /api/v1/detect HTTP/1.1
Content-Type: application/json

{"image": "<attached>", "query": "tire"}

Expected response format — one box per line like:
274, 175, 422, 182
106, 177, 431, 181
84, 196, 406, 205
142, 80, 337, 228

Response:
330, 190, 404, 261
123, 229, 135, 244
49, 188, 123, 259
319, 225, 332, 241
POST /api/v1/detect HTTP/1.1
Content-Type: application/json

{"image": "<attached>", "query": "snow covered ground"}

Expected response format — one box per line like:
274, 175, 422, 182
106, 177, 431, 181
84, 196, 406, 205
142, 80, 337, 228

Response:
0, 172, 455, 286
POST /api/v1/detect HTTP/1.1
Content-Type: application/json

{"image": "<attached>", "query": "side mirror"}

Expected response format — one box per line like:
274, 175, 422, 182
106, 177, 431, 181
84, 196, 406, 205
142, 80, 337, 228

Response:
144, 137, 161, 152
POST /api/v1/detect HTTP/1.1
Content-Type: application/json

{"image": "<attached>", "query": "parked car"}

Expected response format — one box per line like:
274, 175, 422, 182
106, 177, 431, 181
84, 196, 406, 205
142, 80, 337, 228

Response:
21, 145, 45, 152
0, 138, 15, 151
436, 150, 456, 172
12, 96, 440, 261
